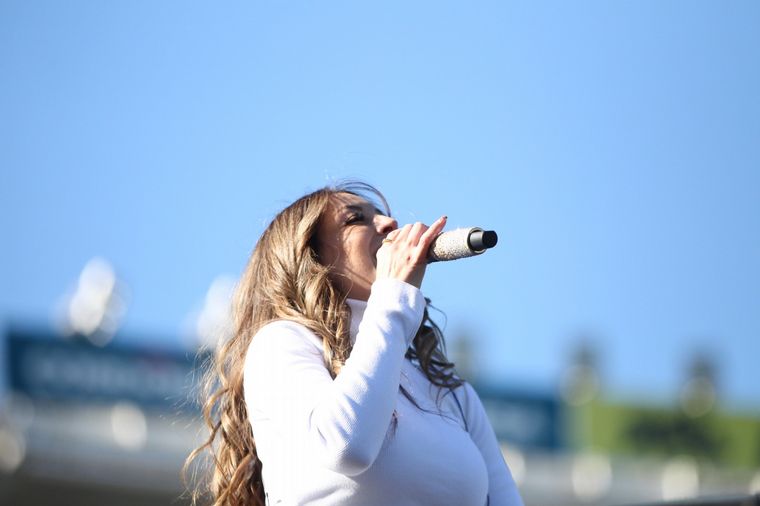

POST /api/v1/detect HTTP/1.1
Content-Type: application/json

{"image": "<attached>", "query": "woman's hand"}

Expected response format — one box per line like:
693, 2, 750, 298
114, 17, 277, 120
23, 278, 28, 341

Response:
375, 215, 447, 289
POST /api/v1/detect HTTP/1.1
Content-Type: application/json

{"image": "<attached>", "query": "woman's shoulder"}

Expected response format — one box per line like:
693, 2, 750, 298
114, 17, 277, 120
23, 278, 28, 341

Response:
448, 380, 482, 411
247, 319, 323, 357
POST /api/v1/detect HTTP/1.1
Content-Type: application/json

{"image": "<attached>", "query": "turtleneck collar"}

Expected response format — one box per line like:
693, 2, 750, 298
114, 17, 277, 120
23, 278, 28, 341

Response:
345, 298, 367, 344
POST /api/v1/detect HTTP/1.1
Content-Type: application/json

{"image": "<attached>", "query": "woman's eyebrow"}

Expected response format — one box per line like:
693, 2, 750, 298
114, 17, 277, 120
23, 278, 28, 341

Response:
342, 203, 371, 213
342, 203, 387, 216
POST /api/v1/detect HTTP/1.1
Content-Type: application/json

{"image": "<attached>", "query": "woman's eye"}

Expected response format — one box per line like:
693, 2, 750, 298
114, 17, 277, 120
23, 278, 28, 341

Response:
346, 213, 364, 225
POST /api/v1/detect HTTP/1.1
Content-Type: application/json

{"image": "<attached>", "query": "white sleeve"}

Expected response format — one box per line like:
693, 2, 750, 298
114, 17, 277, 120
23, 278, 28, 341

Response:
243, 278, 426, 476
460, 383, 525, 506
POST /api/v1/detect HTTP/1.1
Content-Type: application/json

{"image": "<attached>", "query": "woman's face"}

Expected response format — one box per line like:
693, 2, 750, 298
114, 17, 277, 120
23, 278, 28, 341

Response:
316, 192, 398, 301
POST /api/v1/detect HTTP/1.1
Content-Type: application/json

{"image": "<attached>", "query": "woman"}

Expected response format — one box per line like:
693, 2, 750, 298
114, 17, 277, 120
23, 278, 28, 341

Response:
186, 181, 524, 506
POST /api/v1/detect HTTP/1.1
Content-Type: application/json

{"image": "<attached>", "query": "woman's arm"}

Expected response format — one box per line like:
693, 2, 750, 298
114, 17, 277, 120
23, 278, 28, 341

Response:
460, 383, 525, 506
243, 278, 425, 476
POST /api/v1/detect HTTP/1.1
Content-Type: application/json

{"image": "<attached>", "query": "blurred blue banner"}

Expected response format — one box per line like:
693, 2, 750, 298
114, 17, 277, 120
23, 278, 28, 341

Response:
5, 327, 204, 411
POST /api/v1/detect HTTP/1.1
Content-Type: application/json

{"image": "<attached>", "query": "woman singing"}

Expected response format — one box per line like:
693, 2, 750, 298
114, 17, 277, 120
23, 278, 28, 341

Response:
186, 181, 523, 506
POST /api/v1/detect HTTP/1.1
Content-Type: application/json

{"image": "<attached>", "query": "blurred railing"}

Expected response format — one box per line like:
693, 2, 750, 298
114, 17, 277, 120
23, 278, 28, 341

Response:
621, 493, 760, 506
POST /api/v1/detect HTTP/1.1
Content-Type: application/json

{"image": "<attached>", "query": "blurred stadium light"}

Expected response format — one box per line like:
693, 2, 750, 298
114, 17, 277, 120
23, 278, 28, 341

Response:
182, 274, 236, 349
54, 258, 129, 347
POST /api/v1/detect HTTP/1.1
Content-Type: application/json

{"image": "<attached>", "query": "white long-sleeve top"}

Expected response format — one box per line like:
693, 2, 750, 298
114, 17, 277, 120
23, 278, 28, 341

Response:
243, 278, 524, 506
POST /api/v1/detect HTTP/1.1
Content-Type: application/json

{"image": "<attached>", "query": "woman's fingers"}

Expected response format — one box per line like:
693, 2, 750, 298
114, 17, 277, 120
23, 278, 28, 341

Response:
407, 222, 426, 247
393, 223, 413, 243
376, 216, 447, 289
384, 227, 401, 242
418, 215, 447, 251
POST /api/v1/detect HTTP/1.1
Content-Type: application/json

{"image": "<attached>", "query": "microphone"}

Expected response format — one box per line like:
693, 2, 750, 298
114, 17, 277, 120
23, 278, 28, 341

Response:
427, 227, 498, 263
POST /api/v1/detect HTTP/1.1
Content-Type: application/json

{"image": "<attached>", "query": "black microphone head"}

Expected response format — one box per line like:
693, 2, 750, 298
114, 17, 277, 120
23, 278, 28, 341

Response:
467, 229, 498, 251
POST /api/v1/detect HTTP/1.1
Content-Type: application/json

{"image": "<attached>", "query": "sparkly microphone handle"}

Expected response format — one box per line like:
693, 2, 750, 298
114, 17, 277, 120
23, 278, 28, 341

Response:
427, 227, 498, 263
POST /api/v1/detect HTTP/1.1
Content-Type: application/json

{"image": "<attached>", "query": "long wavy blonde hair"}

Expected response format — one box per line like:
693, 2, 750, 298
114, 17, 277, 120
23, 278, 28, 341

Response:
184, 181, 462, 505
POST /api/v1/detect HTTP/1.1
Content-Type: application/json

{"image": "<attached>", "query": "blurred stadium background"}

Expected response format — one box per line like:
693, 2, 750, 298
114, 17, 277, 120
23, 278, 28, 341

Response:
1, 260, 758, 505
3, 1, 760, 505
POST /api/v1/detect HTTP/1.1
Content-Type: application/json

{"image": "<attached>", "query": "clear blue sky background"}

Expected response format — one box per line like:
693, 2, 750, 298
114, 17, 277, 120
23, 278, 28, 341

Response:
2, 1, 758, 409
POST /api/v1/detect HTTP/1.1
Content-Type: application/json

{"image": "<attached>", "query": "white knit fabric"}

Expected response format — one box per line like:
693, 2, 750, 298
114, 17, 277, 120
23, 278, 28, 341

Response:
243, 278, 524, 506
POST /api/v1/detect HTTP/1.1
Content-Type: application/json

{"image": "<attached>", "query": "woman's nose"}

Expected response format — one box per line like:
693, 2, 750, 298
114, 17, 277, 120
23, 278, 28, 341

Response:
376, 214, 398, 235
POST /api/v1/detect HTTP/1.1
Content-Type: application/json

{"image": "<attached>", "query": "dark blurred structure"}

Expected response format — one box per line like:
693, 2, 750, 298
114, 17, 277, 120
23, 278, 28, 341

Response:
2, 325, 759, 505
0, 325, 204, 505
622, 494, 760, 506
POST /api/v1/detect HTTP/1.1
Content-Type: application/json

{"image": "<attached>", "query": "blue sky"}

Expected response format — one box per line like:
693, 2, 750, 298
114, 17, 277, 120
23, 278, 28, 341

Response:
2, 1, 759, 410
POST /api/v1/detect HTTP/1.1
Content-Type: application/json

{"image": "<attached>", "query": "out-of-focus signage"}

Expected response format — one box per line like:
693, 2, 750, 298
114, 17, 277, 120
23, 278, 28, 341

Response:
475, 384, 563, 450
5, 327, 207, 411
